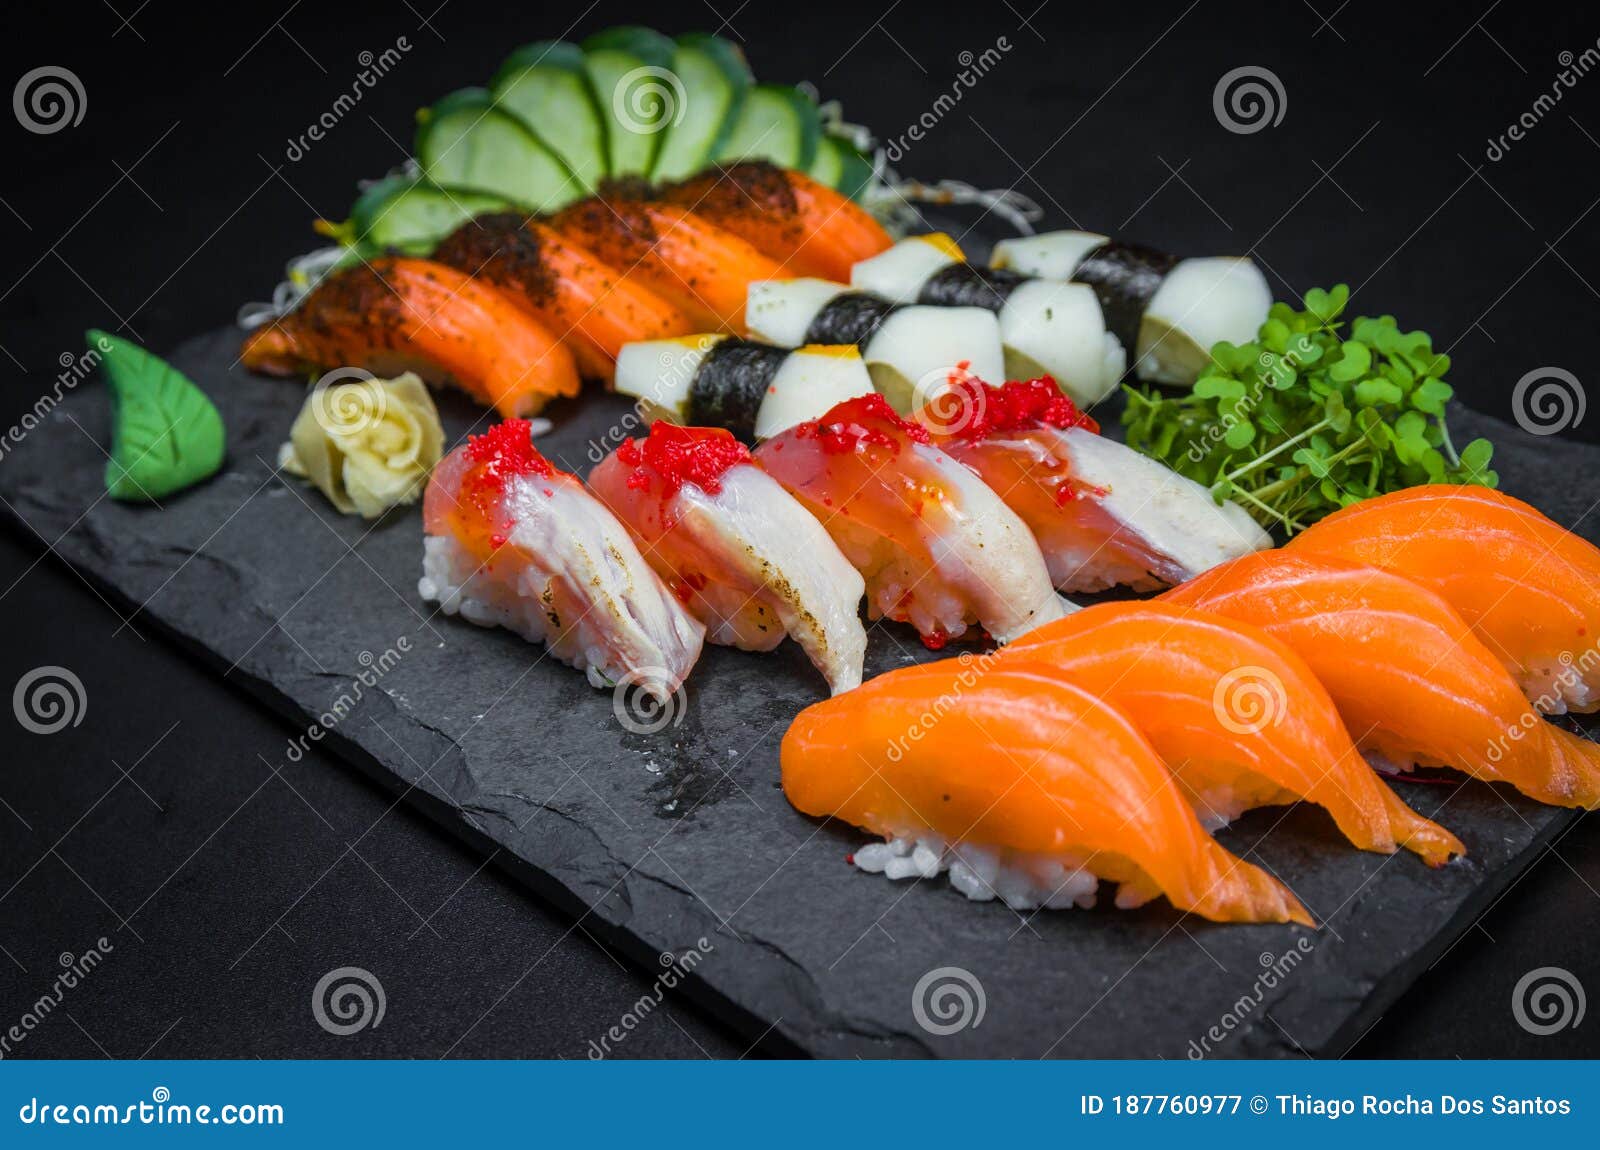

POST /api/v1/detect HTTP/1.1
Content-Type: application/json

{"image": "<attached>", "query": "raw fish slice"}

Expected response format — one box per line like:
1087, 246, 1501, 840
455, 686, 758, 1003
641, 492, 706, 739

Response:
1287, 484, 1600, 714
240, 258, 580, 419
1164, 551, 1600, 809
550, 199, 781, 330
661, 162, 893, 282
1002, 601, 1464, 865
782, 662, 1313, 924
754, 394, 1066, 647
419, 420, 703, 699
432, 214, 694, 382
590, 423, 868, 694
918, 378, 1270, 591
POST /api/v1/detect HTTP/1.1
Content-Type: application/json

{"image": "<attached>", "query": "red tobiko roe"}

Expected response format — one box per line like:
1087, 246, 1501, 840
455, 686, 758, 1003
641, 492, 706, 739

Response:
458, 419, 557, 552
618, 422, 751, 496
794, 393, 931, 455
953, 377, 1100, 439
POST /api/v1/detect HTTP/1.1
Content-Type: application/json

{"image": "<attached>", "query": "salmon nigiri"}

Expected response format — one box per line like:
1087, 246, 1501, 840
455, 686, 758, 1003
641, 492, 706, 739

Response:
918, 378, 1270, 592
660, 162, 893, 282
590, 422, 867, 695
550, 199, 781, 331
782, 661, 1312, 924
1002, 601, 1464, 865
1164, 551, 1600, 809
754, 394, 1066, 647
432, 214, 693, 383
1288, 485, 1600, 714
240, 258, 580, 419
419, 419, 703, 699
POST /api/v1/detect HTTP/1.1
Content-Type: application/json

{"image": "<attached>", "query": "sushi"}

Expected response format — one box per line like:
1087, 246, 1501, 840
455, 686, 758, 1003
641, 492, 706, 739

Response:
418, 419, 704, 698
753, 394, 1067, 647
990, 231, 1271, 385
781, 660, 1313, 923
1287, 484, 1600, 714
240, 258, 581, 419
614, 335, 873, 440
744, 278, 1006, 412
659, 162, 893, 281
431, 213, 694, 382
590, 422, 867, 694
1163, 551, 1600, 809
916, 377, 1270, 592
1001, 602, 1464, 865
849, 234, 1127, 405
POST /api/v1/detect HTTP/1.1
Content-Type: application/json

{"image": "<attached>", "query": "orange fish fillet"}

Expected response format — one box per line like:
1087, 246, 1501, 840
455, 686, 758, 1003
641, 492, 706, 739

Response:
1164, 551, 1600, 809
1288, 484, 1600, 714
1002, 601, 1464, 865
240, 257, 579, 419
782, 661, 1312, 925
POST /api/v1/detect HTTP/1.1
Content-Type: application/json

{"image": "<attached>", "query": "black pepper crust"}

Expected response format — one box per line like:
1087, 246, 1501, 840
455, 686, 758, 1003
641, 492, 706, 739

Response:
661, 161, 804, 245
432, 213, 557, 306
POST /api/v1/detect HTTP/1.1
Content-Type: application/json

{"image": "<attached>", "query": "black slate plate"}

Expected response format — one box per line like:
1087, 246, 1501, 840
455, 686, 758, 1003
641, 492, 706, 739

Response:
0, 326, 1587, 1058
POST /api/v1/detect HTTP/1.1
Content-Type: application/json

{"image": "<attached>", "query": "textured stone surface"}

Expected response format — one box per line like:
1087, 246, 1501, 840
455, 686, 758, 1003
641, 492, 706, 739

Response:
0, 326, 1586, 1058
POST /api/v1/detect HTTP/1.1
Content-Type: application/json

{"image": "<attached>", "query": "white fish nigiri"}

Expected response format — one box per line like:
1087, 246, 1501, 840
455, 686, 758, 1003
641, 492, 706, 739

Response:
419, 419, 704, 699
754, 394, 1067, 647
590, 423, 868, 694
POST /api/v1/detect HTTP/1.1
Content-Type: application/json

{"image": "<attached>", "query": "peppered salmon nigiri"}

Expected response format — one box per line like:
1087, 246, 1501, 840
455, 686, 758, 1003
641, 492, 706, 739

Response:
660, 162, 893, 282
782, 661, 1313, 924
1001, 601, 1464, 865
1163, 551, 1600, 809
1287, 484, 1600, 714
240, 257, 580, 419
431, 213, 694, 383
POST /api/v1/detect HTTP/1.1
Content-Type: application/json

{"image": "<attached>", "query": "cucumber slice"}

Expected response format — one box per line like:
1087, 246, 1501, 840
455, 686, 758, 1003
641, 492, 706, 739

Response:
346, 176, 510, 256
807, 135, 843, 188
827, 137, 876, 201
416, 88, 580, 212
716, 85, 821, 170
649, 33, 751, 182
491, 41, 608, 194
581, 26, 676, 177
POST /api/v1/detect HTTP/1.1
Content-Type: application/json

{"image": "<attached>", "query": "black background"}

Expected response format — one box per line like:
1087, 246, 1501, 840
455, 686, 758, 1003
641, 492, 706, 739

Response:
2, 0, 1597, 1057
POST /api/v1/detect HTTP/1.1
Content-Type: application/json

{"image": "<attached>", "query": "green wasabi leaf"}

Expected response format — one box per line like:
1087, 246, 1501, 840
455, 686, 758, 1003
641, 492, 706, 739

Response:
91, 329, 225, 501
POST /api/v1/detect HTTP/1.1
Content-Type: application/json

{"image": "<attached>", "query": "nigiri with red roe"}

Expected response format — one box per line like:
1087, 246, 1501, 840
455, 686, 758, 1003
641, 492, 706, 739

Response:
918, 377, 1270, 593
590, 423, 867, 695
418, 419, 704, 700
753, 394, 1067, 647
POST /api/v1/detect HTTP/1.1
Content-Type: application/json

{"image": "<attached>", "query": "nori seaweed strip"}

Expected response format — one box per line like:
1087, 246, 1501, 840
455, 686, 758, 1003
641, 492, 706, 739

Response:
803, 292, 900, 347
917, 264, 1029, 312
688, 339, 787, 438
1069, 241, 1179, 354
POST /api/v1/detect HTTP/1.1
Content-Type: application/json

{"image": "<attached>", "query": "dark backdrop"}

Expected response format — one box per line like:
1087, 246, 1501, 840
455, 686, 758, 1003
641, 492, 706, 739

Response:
1, 0, 1596, 1058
